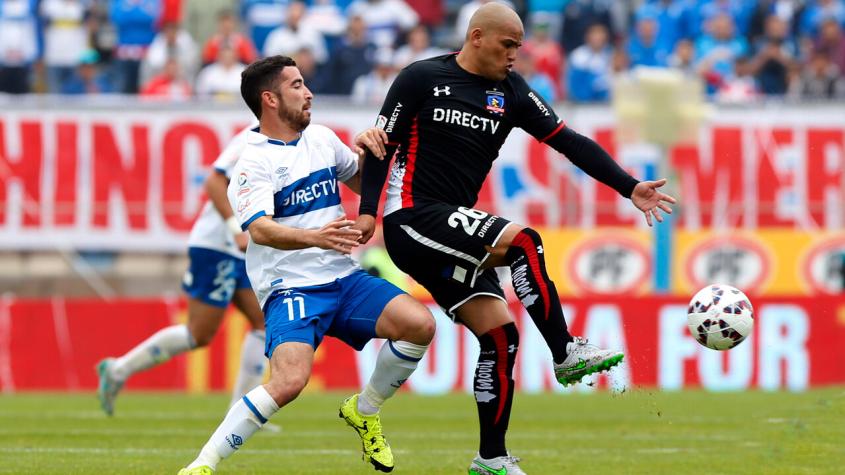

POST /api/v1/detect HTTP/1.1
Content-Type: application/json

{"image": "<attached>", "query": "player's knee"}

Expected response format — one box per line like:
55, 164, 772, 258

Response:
404, 306, 436, 345
517, 227, 543, 247
266, 371, 310, 405
505, 226, 542, 260
189, 327, 215, 348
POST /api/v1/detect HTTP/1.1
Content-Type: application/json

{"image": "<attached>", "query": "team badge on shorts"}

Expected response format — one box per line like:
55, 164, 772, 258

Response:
485, 92, 505, 115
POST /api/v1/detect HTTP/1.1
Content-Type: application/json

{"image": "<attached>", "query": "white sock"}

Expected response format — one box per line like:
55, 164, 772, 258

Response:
358, 340, 428, 415
229, 330, 267, 407
188, 385, 279, 470
111, 324, 195, 381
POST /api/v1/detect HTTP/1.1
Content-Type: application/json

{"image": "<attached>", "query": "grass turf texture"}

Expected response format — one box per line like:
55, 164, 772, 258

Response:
1, 388, 843, 474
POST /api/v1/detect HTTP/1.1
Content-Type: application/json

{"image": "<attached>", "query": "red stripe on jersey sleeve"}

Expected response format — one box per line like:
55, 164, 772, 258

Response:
539, 122, 566, 143
401, 117, 420, 208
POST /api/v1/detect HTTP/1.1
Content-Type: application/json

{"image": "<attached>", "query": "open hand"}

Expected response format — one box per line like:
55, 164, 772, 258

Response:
309, 216, 362, 254
631, 178, 677, 227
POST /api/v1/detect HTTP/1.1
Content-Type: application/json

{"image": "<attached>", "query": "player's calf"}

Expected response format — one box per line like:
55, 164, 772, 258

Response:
180, 343, 312, 473
180, 385, 279, 473
473, 323, 518, 460
505, 227, 572, 363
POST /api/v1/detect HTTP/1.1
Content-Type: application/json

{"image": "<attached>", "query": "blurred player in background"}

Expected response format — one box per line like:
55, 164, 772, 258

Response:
354, 4, 676, 474
178, 55, 435, 475
96, 123, 273, 424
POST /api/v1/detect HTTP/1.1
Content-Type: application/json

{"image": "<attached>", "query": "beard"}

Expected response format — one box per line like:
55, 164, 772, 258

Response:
278, 103, 311, 131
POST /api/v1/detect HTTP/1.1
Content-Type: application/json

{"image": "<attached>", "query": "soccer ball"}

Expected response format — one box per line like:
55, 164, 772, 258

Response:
687, 284, 754, 351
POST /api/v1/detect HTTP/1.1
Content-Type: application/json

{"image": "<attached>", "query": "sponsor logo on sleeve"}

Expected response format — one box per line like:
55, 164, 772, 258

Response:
385, 103, 403, 133
528, 91, 551, 116
376, 115, 387, 129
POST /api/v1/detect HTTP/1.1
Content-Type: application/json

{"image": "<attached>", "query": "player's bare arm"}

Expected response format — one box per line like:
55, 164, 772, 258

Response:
205, 170, 250, 250
343, 171, 362, 195
247, 215, 362, 254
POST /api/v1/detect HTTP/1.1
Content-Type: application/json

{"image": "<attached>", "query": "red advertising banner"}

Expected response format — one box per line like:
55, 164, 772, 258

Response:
2, 296, 843, 393
1, 105, 843, 252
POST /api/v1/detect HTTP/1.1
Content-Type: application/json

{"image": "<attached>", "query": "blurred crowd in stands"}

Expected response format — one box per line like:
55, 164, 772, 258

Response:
1, 0, 844, 103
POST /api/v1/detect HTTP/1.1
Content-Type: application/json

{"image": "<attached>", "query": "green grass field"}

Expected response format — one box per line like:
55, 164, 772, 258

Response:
1, 388, 844, 474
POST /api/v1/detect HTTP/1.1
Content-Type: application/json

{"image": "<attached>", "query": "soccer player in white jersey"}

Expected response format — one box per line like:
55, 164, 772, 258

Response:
177, 55, 436, 474
95, 124, 273, 421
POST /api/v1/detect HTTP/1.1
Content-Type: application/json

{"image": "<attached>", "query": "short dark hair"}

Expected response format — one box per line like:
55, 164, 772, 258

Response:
240, 56, 297, 119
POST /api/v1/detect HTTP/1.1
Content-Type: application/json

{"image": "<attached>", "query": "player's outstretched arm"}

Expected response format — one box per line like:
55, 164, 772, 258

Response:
546, 128, 677, 226
247, 215, 362, 254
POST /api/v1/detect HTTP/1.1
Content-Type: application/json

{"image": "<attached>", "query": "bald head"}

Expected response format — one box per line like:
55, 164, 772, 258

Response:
457, 2, 524, 81
466, 3, 524, 41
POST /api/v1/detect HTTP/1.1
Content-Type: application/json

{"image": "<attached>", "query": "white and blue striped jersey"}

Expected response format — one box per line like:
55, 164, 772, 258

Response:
228, 125, 361, 307
187, 123, 258, 258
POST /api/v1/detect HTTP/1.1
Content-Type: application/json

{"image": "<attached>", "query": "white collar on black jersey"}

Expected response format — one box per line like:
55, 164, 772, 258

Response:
247, 129, 301, 147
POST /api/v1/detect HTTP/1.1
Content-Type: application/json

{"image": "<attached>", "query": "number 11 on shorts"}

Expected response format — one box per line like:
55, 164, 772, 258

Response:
283, 296, 305, 321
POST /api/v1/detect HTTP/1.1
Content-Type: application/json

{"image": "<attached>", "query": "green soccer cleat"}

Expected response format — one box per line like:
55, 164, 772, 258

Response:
554, 337, 624, 386
96, 358, 124, 416
339, 394, 394, 472
177, 466, 214, 475
469, 453, 526, 475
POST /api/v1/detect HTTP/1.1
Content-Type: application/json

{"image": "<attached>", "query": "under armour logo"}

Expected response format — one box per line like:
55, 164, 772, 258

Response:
537, 245, 544, 254
433, 86, 451, 96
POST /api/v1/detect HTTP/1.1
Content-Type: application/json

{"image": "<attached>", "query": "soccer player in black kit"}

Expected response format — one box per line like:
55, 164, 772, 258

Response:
353, 4, 676, 474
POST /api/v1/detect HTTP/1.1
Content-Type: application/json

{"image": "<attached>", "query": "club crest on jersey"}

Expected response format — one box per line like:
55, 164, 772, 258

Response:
485, 94, 505, 115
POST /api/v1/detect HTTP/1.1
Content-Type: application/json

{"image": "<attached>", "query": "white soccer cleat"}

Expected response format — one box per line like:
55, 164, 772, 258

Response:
554, 337, 624, 386
469, 453, 526, 475
96, 358, 124, 416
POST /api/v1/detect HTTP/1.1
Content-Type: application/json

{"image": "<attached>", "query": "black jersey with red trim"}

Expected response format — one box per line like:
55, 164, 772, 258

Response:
374, 53, 565, 219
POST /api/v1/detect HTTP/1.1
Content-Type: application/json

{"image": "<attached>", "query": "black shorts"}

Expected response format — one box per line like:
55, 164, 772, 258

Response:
383, 203, 513, 318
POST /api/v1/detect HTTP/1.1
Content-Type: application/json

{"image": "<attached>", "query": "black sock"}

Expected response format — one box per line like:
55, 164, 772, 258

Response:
506, 228, 573, 363
475, 323, 518, 459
